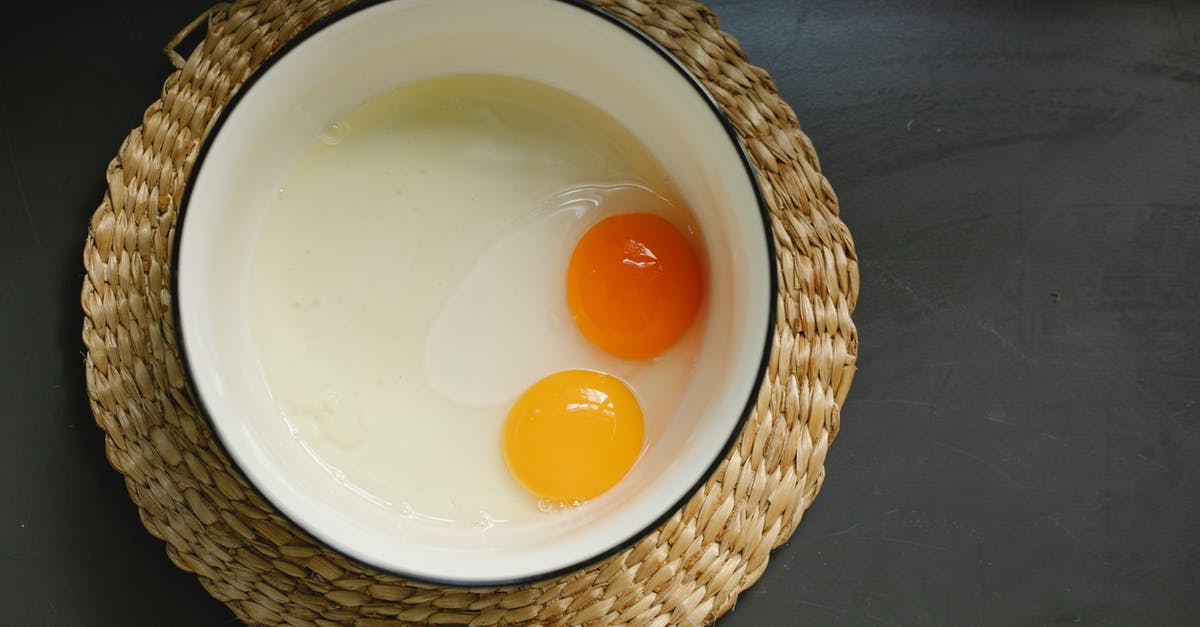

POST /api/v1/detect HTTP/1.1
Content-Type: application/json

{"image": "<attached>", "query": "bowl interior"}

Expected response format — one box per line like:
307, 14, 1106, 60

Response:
178, 0, 772, 584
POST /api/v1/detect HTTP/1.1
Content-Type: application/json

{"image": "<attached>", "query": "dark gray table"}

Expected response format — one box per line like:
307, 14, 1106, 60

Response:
2, 1, 1197, 625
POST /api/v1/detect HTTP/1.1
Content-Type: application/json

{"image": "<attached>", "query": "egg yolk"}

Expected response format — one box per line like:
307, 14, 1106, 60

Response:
503, 370, 643, 503
567, 213, 702, 359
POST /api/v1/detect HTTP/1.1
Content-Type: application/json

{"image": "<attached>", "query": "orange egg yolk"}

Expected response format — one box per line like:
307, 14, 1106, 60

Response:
502, 370, 643, 503
566, 213, 702, 359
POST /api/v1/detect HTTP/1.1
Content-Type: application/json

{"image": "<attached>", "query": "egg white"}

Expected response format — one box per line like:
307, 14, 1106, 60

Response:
251, 75, 705, 528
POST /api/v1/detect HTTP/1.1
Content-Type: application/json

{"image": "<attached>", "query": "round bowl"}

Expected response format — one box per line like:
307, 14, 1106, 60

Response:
176, 0, 775, 585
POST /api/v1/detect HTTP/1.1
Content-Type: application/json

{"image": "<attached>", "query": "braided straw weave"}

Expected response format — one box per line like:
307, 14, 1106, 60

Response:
80, 0, 858, 624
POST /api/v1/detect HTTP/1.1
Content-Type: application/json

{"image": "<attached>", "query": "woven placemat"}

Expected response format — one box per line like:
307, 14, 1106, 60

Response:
81, 1, 858, 624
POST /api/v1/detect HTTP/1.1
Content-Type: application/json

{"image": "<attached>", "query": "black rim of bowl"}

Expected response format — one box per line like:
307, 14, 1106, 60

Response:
172, 0, 779, 587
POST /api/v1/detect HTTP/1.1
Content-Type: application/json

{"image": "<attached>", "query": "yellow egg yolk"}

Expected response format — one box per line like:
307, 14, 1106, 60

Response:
566, 212, 702, 359
502, 370, 643, 503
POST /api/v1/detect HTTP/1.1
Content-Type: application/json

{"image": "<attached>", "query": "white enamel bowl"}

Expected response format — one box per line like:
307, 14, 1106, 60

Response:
177, 0, 775, 585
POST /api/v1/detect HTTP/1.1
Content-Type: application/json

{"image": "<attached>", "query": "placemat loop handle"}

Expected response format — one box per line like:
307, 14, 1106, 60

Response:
165, 2, 232, 70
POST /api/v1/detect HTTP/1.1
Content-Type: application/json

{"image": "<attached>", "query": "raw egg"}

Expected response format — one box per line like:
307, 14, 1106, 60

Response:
567, 213, 702, 359
503, 370, 643, 503
253, 74, 705, 528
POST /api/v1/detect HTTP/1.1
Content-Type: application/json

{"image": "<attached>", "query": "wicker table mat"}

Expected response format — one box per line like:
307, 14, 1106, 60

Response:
80, 0, 858, 624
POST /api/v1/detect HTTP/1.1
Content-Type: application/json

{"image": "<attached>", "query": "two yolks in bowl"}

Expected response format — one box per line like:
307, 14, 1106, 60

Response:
504, 212, 702, 503
251, 74, 709, 525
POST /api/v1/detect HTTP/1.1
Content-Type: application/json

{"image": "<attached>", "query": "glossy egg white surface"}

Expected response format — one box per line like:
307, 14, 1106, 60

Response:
251, 74, 704, 528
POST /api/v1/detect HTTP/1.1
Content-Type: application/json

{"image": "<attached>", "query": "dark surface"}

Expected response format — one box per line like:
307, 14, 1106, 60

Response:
2, 1, 1198, 625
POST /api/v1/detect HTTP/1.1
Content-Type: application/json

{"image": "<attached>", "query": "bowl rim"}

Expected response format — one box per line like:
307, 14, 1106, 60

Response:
172, 0, 779, 586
